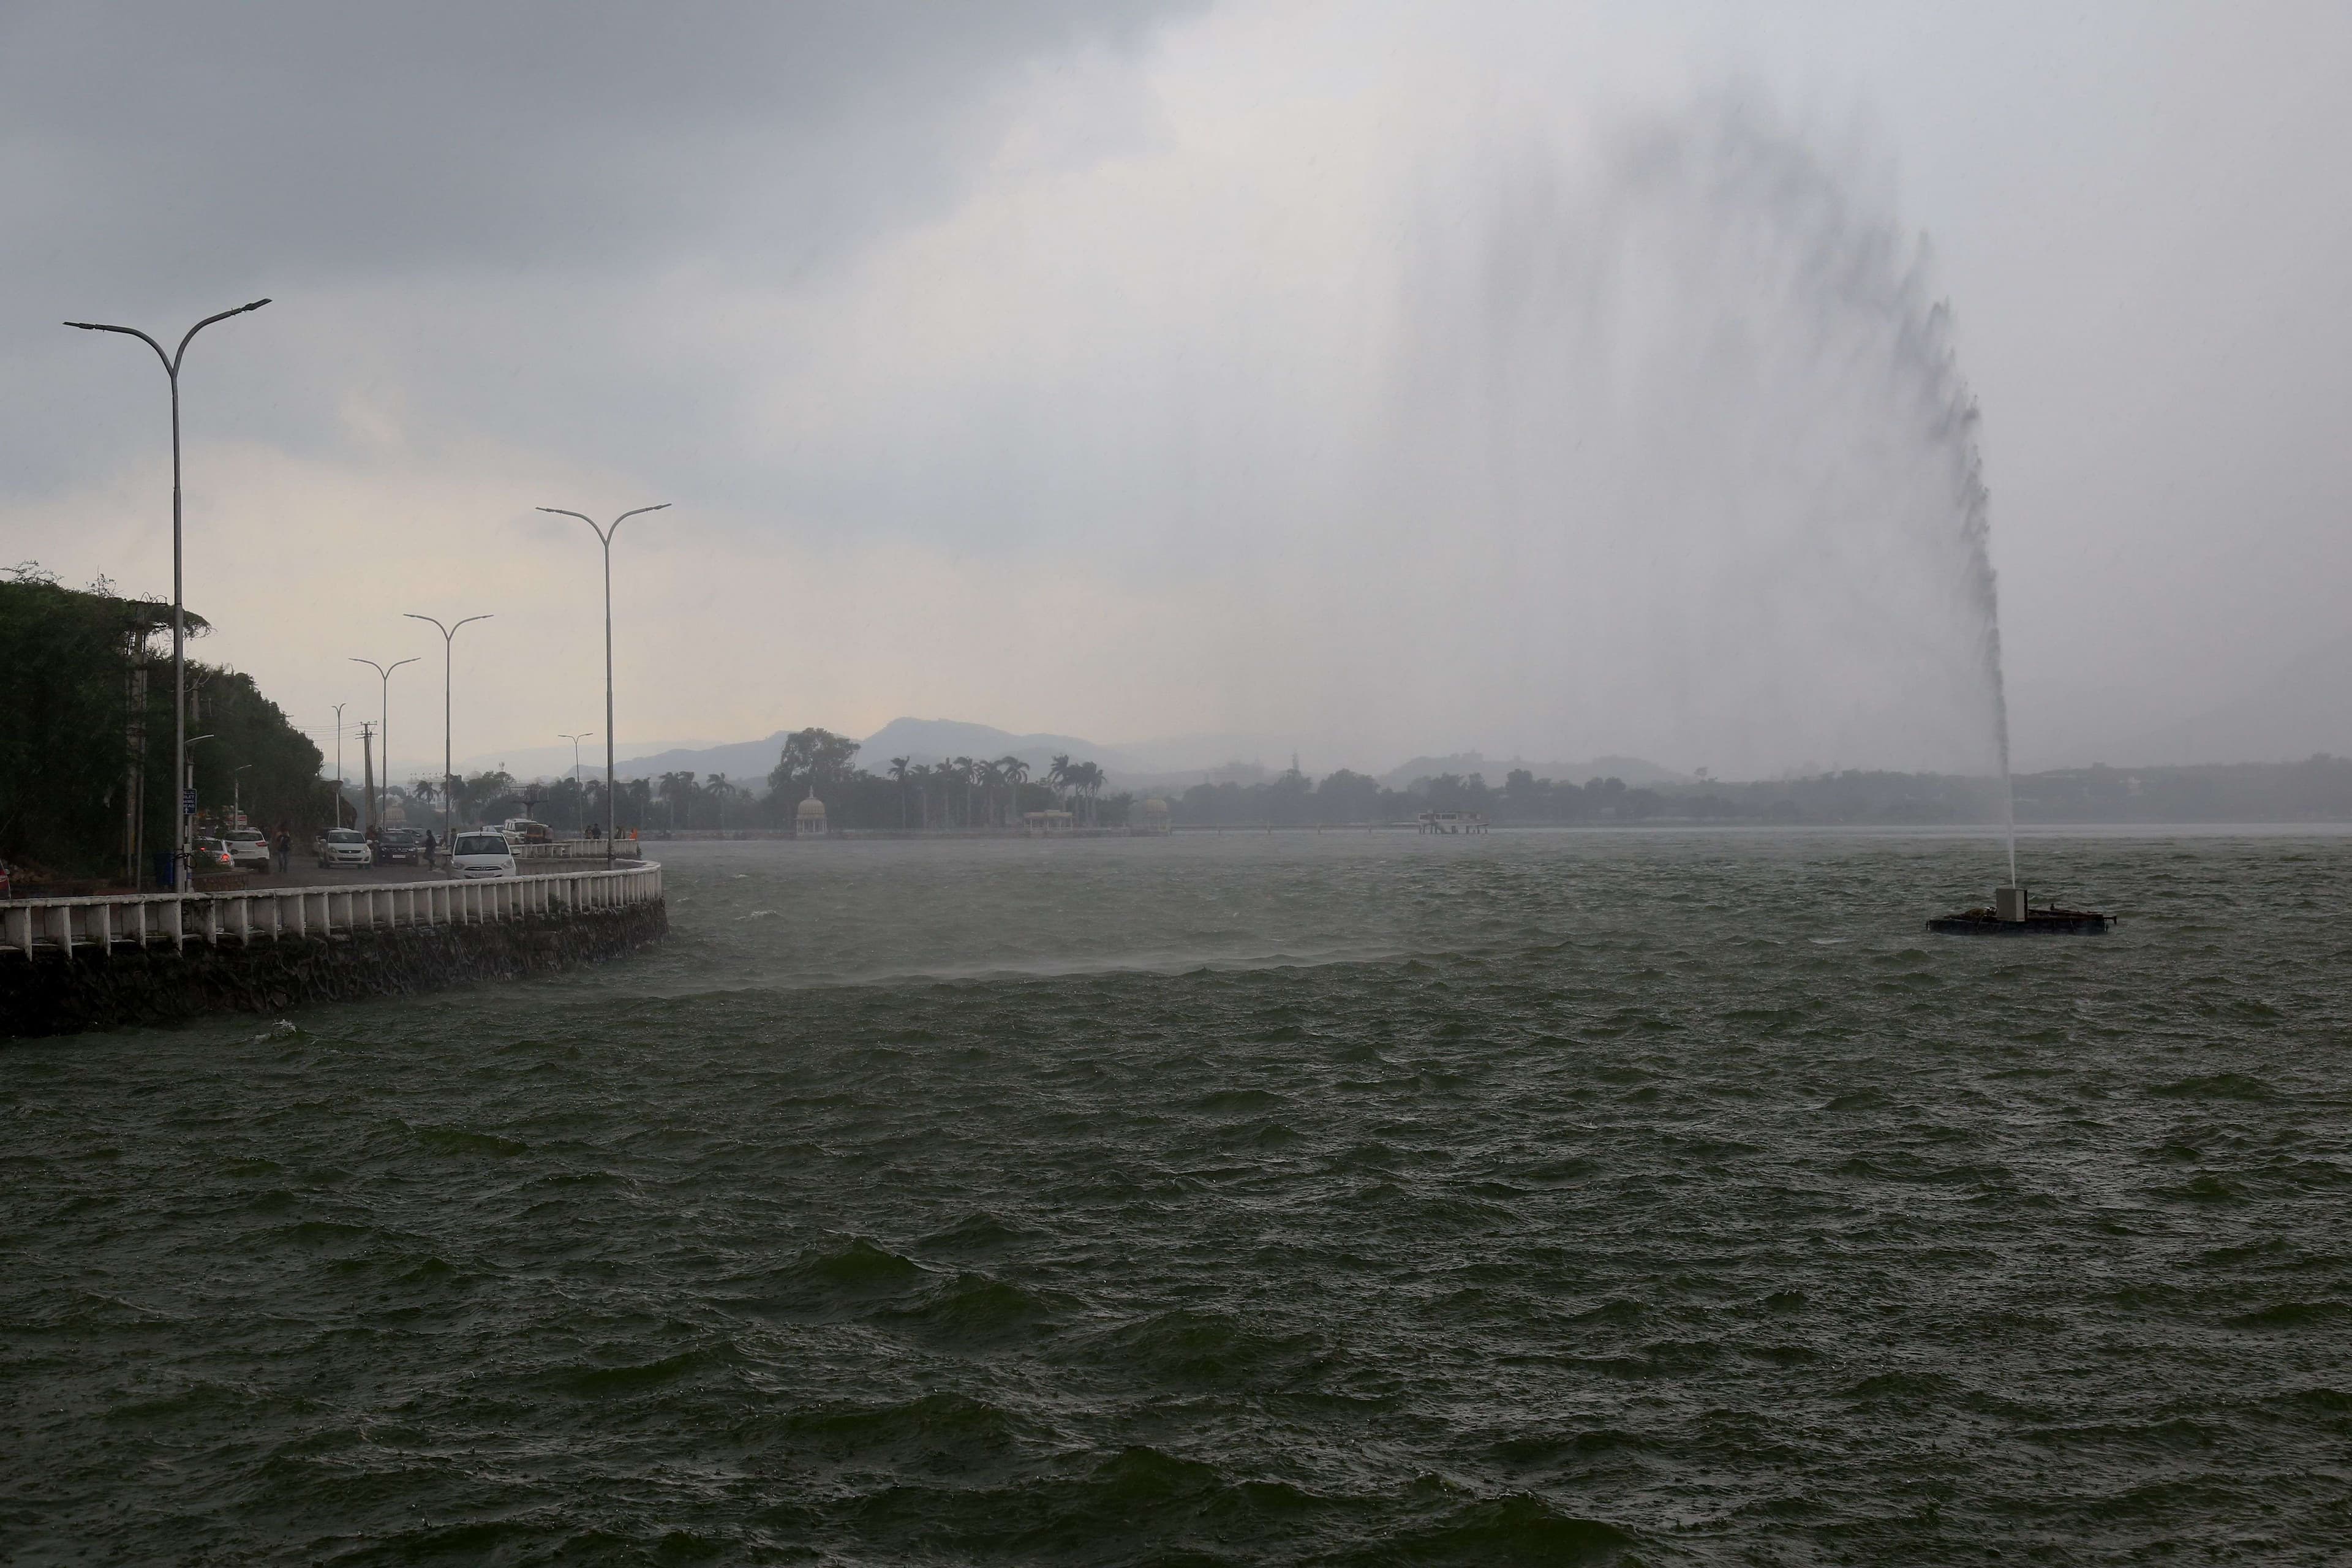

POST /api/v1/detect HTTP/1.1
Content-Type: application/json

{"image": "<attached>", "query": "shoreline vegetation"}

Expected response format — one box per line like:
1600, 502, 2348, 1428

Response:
1, 571, 323, 890
12, 570, 2352, 893
443, 732, 2352, 839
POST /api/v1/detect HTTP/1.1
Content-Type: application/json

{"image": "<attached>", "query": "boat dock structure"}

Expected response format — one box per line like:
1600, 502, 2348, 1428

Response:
1926, 884, 2115, 936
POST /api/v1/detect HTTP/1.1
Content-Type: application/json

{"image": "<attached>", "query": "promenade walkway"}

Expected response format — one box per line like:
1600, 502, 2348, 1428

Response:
3, 859, 661, 959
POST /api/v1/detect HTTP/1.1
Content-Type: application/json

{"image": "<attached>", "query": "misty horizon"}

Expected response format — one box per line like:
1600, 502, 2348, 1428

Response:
7, 4, 2350, 785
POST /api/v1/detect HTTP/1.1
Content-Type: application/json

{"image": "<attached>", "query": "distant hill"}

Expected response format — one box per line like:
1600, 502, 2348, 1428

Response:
578, 722, 1688, 795
856, 718, 1136, 772
615, 733, 794, 783
1379, 752, 1687, 790
459, 739, 710, 782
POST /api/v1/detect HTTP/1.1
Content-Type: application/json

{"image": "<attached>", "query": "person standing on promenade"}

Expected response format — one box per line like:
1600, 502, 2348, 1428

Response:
423, 829, 437, 870
273, 827, 292, 876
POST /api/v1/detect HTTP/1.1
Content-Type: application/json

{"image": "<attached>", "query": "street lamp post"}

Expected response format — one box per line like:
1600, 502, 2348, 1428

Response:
404, 612, 492, 844
233, 763, 253, 831
537, 504, 668, 862
331, 701, 347, 827
559, 731, 594, 833
350, 656, 418, 836
66, 299, 270, 883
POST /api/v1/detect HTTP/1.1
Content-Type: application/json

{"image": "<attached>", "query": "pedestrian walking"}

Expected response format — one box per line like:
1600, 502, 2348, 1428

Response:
422, 829, 437, 870
273, 827, 292, 875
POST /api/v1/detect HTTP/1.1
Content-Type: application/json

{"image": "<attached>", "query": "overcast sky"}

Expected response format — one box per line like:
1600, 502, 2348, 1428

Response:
5, 1, 2347, 779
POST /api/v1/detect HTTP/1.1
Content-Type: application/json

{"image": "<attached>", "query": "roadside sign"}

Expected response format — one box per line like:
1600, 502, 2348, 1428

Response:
183, 789, 198, 813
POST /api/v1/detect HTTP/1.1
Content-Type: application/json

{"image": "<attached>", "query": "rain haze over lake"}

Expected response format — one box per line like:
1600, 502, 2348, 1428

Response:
8, 6, 2352, 1565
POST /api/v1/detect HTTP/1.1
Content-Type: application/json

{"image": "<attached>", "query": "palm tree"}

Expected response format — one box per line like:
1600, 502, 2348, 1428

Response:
948, 756, 973, 829
706, 772, 733, 832
979, 758, 1006, 828
657, 770, 698, 833
964, 756, 989, 828
1047, 753, 1072, 812
912, 762, 937, 831
1070, 760, 1104, 824
997, 755, 1030, 827
888, 756, 911, 829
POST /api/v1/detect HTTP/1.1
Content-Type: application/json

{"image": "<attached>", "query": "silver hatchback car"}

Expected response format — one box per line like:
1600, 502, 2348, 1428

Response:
448, 831, 517, 879
315, 827, 372, 869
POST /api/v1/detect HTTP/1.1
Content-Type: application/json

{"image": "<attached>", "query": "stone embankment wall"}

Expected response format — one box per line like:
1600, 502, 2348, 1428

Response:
2, 902, 665, 1039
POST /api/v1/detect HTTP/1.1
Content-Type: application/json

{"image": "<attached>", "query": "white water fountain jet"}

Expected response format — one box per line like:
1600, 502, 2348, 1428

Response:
1336, 94, 2017, 861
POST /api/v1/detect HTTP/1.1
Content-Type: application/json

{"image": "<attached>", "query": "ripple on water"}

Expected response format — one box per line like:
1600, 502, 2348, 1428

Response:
6, 830, 2351, 1562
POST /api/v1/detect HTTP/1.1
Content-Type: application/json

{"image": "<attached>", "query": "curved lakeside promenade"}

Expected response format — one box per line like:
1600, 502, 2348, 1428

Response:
1, 859, 664, 1039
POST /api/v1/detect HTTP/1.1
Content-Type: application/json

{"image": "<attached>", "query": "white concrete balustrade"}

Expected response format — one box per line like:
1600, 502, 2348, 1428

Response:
0, 862, 663, 959
515, 839, 650, 862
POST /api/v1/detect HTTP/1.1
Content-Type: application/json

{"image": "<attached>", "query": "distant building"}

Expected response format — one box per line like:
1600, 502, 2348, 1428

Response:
1133, 798, 1172, 836
796, 789, 827, 838
1023, 809, 1076, 835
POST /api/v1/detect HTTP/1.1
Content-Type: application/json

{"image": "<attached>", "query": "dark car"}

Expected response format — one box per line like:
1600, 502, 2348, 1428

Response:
376, 826, 424, 864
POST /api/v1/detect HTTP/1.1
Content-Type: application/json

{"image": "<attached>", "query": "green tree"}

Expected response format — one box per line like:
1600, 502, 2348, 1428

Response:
887, 756, 911, 828
1046, 753, 1072, 812
656, 770, 700, 831
768, 727, 861, 797
1, 570, 318, 881
997, 755, 1029, 826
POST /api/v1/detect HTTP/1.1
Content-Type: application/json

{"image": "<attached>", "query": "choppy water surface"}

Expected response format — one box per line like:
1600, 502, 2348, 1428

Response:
7, 830, 2351, 1564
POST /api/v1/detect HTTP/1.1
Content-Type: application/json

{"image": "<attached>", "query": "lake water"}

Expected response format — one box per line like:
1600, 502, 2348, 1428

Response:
6, 829, 2350, 1564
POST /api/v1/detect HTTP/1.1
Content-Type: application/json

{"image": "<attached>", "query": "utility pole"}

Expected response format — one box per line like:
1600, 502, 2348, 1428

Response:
359, 722, 374, 838
333, 701, 347, 827
66, 298, 271, 884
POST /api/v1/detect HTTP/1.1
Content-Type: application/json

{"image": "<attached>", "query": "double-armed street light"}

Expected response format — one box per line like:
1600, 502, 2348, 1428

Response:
349, 656, 418, 835
559, 731, 594, 811
404, 612, 492, 843
537, 504, 669, 861
66, 298, 271, 880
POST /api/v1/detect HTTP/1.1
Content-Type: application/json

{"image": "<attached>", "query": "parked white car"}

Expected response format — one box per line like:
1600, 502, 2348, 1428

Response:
315, 827, 372, 869
449, 831, 517, 879
224, 827, 271, 870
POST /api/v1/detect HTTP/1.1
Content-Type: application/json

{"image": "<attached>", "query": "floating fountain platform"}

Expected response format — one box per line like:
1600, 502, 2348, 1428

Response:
1926, 885, 2114, 937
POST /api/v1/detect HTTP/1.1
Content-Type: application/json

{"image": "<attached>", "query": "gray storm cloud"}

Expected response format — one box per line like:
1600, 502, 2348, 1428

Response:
0, 1, 1196, 492
5, 2, 2350, 778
